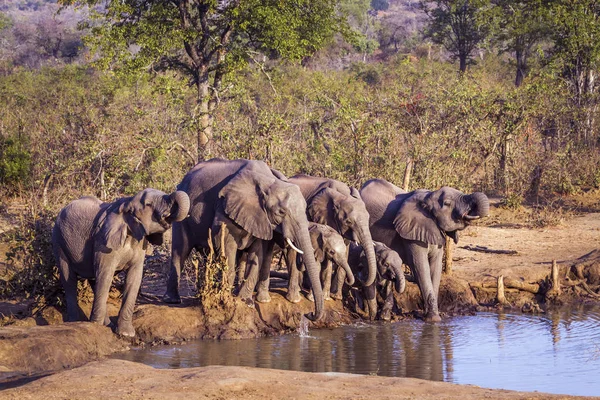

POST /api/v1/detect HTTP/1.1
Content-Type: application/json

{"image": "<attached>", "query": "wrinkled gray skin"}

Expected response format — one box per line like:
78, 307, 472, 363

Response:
52, 189, 190, 337
164, 159, 325, 321
348, 241, 405, 321
295, 222, 355, 301
360, 179, 489, 321
282, 174, 377, 304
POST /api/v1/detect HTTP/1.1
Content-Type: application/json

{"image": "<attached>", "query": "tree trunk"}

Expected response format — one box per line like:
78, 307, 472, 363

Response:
515, 48, 525, 87
402, 158, 413, 191
197, 79, 213, 163
459, 55, 467, 73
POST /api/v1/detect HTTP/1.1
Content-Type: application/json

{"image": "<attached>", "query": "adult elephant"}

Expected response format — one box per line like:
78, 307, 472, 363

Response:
360, 179, 489, 321
164, 158, 325, 321
283, 174, 377, 303
52, 188, 190, 337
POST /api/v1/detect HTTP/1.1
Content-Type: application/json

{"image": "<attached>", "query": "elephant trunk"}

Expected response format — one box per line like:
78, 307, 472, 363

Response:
357, 227, 377, 287
295, 224, 324, 321
459, 192, 490, 220
338, 259, 355, 286
171, 191, 190, 222
468, 192, 490, 218
393, 264, 406, 294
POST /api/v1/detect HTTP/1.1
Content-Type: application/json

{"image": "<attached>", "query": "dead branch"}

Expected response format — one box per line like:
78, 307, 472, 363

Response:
473, 278, 541, 294
497, 275, 509, 305
461, 245, 519, 255
545, 260, 561, 300
443, 235, 453, 275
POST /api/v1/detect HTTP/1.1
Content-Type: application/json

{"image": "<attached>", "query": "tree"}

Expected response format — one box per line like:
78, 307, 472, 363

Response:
421, 0, 491, 73
488, 0, 548, 87
60, 0, 357, 161
543, 0, 600, 143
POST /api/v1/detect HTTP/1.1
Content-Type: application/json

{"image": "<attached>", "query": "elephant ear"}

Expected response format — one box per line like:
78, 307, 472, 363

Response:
309, 227, 325, 263
307, 188, 339, 229
350, 187, 361, 199
393, 191, 445, 246
98, 201, 136, 250
219, 170, 273, 241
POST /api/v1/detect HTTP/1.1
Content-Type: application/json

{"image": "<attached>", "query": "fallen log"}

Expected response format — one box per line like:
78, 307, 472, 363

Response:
472, 278, 541, 294
460, 245, 518, 255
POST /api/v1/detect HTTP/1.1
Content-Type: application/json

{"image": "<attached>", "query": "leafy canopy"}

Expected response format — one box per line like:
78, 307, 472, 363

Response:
59, 0, 357, 78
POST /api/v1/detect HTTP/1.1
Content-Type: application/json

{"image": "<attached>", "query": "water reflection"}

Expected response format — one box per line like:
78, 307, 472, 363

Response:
114, 305, 600, 396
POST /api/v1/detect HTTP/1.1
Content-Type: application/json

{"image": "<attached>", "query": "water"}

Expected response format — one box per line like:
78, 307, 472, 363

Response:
114, 305, 600, 396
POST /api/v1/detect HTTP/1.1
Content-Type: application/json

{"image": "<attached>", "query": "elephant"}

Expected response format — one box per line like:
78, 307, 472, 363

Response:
52, 188, 190, 337
282, 174, 377, 303
293, 222, 355, 301
360, 179, 489, 321
164, 158, 325, 321
347, 241, 406, 321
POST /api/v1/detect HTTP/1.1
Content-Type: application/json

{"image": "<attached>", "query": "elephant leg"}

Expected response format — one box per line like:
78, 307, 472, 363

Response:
406, 242, 440, 322
90, 255, 117, 326
256, 240, 274, 303
236, 252, 247, 290
164, 222, 191, 304
89, 279, 111, 325
381, 280, 394, 321
430, 248, 444, 303
56, 252, 79, 322
238, 240, 261, 303
331, 268, 346, 300
116, 260, 143, 337
363, 284, 377, 321
285, 248, 302, 303
322, 260, 333, 301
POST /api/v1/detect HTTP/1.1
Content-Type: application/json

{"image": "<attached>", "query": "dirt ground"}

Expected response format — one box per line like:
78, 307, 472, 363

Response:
5, 359, 599, 400
2, 194, 600, 398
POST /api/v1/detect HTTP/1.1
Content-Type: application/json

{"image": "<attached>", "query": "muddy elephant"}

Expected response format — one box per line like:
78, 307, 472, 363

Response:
282, 174, 377, 303
360, 179, 489, 321
52, 188, 190, 337
164, 158, 325, 321
291, 222, 355, 301
348, 241, 406, 321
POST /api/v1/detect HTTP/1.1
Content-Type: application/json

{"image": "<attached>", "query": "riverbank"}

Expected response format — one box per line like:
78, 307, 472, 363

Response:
1, 196, 600, 396
5, 358, 600, 399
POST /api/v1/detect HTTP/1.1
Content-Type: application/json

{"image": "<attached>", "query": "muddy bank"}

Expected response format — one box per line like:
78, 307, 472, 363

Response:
0, 322, 127, 385
4, 359, 597, 400
0, 292, 352, 378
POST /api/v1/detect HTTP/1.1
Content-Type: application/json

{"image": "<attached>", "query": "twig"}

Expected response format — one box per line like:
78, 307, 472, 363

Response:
248, 51, 277, 95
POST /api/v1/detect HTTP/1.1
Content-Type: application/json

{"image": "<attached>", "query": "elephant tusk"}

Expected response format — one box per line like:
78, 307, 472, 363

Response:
286, 237, 304, 254
464, 215, 481, 221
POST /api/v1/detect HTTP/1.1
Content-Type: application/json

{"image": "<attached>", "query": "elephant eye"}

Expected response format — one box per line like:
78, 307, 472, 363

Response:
443, 199, 452, 206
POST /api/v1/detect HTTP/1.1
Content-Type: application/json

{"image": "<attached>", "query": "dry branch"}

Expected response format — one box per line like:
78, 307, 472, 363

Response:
461, 245, 518, 255
497, 275, 509, 305
443, 235, 453, 275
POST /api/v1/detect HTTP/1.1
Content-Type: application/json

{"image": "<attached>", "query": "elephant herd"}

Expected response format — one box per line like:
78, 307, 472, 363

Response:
52, 158, 490, 337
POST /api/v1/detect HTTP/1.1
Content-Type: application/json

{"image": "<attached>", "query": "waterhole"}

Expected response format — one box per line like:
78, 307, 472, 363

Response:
114, 305, 600, 396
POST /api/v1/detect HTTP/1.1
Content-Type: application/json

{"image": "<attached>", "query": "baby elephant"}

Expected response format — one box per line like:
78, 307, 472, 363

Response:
52, 188, 190, 337
297, 222, 355, 301
348, 241, 406, 320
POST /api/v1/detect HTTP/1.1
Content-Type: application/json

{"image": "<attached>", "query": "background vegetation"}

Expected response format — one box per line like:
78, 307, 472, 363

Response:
1, 0, 600, 306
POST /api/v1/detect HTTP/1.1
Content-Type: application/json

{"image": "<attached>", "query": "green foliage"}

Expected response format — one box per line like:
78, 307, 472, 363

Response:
1, 211, 58, 303
0, 12, 12, 32
0, 136, 31, 189
422, 0, 492, 71
543, 0, 600, 101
